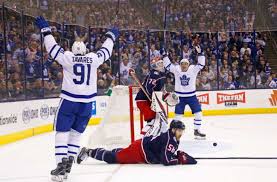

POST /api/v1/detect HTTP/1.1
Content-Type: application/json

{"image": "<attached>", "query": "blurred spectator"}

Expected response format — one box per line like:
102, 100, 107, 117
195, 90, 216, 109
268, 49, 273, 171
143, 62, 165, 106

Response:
269, 0, 277, 26
240, 43, 251, 59
119, 57, 132, 85
0, 1, 275, 102
149, 44, 160, 60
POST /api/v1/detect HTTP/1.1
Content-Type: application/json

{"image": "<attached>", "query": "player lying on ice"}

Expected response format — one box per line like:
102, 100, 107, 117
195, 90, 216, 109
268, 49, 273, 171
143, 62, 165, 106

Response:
77, 120, 197, 165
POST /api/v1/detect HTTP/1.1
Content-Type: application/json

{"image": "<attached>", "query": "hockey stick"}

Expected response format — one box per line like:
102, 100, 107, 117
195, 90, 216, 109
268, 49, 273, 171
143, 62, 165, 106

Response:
129, 69, 151, 101
195, 157, 277, 160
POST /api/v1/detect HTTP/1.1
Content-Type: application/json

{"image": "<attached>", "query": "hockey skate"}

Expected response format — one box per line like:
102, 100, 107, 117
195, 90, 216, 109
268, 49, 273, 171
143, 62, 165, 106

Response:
64, 156, 74, 180
77, 147, 89, 164
194, 129, 206, 140
51, 158, 68, 182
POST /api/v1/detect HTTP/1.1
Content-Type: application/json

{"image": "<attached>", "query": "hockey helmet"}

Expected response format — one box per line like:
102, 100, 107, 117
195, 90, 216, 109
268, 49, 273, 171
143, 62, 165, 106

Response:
72, 31, 87, 56
180, 58, 190, 65
170, 120, 185, 130
150, 56, 164, 72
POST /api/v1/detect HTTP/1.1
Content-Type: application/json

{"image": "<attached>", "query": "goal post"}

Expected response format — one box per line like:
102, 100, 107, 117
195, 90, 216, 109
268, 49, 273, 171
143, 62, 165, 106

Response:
129, 85, 144, 143
88, 85, 143, 149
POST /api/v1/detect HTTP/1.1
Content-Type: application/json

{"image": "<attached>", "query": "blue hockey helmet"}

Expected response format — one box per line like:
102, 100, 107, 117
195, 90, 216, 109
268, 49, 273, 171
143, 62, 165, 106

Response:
170, 120, 185, 130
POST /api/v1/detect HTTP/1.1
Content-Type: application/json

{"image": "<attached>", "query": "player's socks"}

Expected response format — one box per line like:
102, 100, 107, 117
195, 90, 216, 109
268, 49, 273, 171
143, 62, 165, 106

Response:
193, 112, 206, 139
55, 132, 70, 164
67, 129, 81, 162
51, 157, 68, 182
77, 147, 122, 164
89, 148, 118, 164
174, 114, 183, 121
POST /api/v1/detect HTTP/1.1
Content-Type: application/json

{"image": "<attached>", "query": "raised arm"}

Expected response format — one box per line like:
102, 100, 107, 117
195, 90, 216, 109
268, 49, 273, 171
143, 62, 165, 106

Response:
35, 16, 65, 66
87, 28, 119, 67
160, 48, 178, 74
193, 55, 205, 73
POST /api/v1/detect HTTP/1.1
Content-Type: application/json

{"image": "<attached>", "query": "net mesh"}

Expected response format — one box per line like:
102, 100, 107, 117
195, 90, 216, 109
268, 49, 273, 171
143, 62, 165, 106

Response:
87, 85, 141, 149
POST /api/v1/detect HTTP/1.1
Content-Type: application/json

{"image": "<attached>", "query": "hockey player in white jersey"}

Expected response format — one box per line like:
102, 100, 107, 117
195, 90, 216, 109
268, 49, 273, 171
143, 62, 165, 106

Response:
161, 46, 206, 139
35, 16, 119, 181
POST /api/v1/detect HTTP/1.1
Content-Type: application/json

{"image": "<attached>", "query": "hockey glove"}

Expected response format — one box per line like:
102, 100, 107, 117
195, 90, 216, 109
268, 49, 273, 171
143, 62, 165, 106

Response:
162, 92, 179, 107
177, 150, 188, 164
195, 45, 204, 55
106, 27, 119, 42
35, 16, 51, 36
177, 151, 197, 165
128, 68, 135, 76
160, 47, 168, 57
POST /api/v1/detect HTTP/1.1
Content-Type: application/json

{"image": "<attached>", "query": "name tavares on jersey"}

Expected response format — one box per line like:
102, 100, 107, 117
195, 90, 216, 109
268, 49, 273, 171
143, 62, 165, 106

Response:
180, 75, 190, 86
73, 56, 93, 64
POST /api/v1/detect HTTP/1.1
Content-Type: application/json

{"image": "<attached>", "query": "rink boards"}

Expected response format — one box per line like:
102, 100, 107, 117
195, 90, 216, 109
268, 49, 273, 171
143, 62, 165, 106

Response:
0, 89, 276, 145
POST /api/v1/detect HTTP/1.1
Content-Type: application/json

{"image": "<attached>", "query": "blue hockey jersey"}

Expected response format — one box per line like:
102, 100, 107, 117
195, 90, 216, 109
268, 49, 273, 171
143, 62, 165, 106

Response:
135, 70, 166, 101
142, 130, 179, 165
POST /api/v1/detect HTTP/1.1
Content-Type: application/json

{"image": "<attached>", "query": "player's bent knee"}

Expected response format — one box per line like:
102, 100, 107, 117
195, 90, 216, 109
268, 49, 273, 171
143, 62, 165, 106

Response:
72, 116, 90, 133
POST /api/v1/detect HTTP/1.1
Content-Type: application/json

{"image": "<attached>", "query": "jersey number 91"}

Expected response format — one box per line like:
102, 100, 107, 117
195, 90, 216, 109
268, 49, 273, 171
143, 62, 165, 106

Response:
73, 64, 91, 85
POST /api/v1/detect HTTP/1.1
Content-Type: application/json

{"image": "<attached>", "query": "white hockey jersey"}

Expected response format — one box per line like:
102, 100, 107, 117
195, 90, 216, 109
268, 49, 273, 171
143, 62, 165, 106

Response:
163, 56, 205, 97
44, 35, 114, 103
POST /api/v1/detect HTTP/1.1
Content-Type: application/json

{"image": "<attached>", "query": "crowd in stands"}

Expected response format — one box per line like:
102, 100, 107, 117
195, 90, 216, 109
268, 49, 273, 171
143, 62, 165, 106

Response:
0, 9, 63, 101
2, 0, 256, 32
0, 1, 276, 102
269, 0, 277, 27
150, 0, 255, 32
1, 0, 147, 29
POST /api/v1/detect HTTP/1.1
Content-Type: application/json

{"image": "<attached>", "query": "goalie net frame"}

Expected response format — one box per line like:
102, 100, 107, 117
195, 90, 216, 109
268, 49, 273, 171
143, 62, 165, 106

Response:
129, 85, 144, 143
129, 85, 169, 143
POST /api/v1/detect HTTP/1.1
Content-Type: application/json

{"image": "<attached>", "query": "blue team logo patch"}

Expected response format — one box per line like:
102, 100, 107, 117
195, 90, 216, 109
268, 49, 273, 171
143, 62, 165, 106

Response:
91, 101, 96, 116
180, 75, 190, 86
123, 69, 128, 76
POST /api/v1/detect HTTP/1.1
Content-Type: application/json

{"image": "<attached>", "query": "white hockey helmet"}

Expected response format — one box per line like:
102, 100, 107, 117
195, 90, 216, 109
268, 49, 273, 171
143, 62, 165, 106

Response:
180, 58, 190, 65
72, 41, 86, 55
72, 31, 87, 55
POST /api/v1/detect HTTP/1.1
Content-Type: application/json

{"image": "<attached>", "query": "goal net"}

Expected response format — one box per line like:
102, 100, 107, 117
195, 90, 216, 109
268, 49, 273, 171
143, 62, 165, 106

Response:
87, 85, 143, 149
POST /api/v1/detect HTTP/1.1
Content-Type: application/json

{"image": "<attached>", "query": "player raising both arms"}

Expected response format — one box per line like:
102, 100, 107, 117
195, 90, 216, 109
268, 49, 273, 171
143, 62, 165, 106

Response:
161, 44, 206, 140
35, 16, 119, 181
77, 120, 197, 166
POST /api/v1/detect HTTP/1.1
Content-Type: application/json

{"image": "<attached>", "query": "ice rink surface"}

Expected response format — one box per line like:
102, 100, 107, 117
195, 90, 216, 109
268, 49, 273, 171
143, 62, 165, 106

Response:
0, 114, 277, 182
